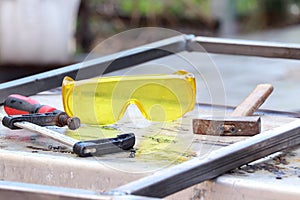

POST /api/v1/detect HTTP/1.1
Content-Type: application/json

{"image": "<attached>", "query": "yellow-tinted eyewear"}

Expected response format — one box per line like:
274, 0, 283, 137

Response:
62, 70, 196, 125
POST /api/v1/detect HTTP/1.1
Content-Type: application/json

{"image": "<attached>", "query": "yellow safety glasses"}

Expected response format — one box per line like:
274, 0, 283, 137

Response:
62, 70, 196, 125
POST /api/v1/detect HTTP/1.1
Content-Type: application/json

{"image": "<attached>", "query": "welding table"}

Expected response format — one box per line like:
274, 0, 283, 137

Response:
0, 35, 300, 199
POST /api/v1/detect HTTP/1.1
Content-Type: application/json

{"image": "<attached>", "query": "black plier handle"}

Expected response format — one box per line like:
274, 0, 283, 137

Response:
73, 133, 136, 157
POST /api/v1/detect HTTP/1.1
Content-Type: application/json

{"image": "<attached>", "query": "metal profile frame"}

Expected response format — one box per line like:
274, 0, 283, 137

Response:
0, 35, 188, 104
1, 34, 300, 103
192, 36, 300, 59
109, 120, 300, 198
1, 35, 300, 199
1, 119, 300, 199
0, 180, 160, 200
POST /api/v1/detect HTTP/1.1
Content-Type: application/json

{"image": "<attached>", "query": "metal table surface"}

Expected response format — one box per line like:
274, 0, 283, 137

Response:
1, 34, 300, 199
0, 91, 299, 199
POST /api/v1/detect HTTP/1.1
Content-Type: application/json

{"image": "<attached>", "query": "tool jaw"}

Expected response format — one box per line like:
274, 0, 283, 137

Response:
193, 116, 261, 136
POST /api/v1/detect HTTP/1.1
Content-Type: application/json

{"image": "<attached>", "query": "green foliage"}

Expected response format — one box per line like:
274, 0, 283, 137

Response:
236, 0, 259, 15
117, 0, 210, 18
119, 0, 164, 15
169, 1, 184, 16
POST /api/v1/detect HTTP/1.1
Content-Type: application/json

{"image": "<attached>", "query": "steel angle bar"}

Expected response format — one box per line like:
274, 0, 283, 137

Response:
2, 34, 300, 104
109, 119, 300, 198
190, 36, 300, 59
0, 180, 160, 200
197, 103, 300, 118
0, 35, 190, 104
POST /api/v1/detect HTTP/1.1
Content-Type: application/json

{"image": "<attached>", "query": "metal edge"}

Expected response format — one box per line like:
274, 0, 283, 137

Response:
109, 119, 300, 198
0, 35, 190, 104
0, 180, 161, 200
190, 36, 300, 59
196, 103, 300, 118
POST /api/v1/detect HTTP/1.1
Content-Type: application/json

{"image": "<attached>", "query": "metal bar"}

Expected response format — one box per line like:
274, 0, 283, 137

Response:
197, 103, 300, 118
191, 36, 300, 59
0, 180, 160, 200
0, 113, 77, 147
0, 35, 189, 104
14, 121, 77, 147
2, 35, 300, 105
109, 119, 300, 198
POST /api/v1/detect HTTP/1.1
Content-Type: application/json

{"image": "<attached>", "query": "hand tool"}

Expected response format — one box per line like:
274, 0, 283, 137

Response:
4, 94, 80, 130
0, 113, 135, 157
193, 84, 274, 136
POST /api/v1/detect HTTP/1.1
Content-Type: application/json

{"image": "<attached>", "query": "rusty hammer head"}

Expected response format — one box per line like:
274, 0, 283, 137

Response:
193, 84, 273, 136
193, 116, 261, 136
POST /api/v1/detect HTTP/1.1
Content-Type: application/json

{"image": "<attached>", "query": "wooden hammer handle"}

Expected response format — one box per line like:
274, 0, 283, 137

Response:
230, 84, 274, 117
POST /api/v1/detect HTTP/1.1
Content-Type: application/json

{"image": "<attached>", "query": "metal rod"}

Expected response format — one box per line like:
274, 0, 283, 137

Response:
191, 36, 300, 59
15, 121, 77, 147
0, 113, 77, 147
0, 35, 189, 104
0, 180, 160, 200
2, 35, 300, 105
109, 119, 300, 198
197, 103, 300, 118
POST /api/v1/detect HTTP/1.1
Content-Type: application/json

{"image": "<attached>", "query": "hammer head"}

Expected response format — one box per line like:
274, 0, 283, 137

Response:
193, 116, 261, 136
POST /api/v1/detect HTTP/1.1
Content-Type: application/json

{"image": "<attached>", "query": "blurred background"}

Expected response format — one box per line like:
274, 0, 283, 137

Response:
1, 0, 300, 111
75, 0, 300, 51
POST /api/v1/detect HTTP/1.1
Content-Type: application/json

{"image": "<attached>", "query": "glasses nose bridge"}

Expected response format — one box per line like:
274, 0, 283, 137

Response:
127, 98, 148, 118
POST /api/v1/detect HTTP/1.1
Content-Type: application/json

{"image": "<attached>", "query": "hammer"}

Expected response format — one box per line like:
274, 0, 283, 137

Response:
193, 84, 274, 136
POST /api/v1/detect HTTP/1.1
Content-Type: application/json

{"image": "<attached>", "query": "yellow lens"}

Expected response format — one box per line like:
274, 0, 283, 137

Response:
63, 76, 123, 125
127, 78, 194, 121
62, 71, 196, 125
